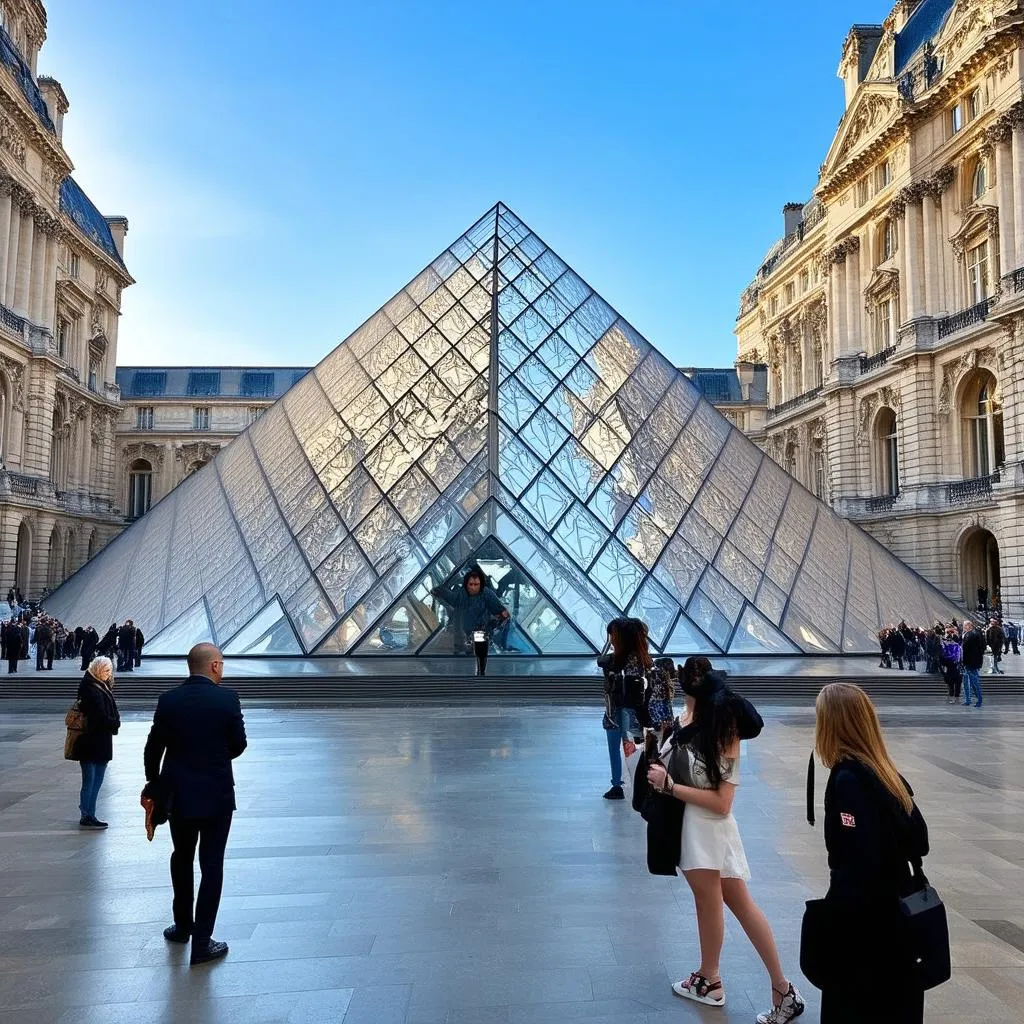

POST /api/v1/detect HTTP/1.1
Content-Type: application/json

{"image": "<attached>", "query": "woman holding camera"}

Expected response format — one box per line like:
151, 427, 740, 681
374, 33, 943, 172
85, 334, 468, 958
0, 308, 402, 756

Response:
812, 683, 930, 1022
647, 656, 803, 1023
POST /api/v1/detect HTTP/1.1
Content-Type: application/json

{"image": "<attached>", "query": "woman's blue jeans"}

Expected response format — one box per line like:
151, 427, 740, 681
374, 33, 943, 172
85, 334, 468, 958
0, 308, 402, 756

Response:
605, 707, 640, 787
79, 761, 107, 817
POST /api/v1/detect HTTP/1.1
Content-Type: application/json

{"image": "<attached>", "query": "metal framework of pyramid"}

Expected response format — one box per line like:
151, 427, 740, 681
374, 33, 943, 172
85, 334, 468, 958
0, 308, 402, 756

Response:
45, 204, 965, 657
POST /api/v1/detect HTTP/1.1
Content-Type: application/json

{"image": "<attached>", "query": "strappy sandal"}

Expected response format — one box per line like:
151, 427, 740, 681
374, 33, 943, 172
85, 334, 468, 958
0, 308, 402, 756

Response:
672, 972, 725, 1006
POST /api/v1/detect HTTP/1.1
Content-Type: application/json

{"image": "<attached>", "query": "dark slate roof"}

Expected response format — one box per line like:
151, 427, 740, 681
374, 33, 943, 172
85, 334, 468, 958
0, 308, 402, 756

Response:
0, 24, 55, 132
60, 177, 126, 268
680, 366, 768, 405
895, 0, 956, 75
116, 367, 311, 399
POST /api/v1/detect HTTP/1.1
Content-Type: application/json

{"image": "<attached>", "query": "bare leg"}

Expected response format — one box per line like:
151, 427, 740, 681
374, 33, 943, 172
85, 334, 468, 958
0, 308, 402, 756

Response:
721, 876, 788, 1002
683, 869, 726, 991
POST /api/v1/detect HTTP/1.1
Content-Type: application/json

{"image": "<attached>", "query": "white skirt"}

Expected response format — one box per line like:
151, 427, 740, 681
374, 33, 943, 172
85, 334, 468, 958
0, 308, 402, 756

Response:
679, 804, 751, 880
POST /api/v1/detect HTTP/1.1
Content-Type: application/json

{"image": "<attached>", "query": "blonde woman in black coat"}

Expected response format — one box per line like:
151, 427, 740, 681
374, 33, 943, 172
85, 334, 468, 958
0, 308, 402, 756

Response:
73, 656, 120, 829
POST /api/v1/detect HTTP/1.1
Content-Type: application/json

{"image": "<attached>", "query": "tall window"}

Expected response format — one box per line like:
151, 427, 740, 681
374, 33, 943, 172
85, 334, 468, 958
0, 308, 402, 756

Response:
69, 252, 80, 278
962, 373, 1004, 478
56, 318, 69, 359
972, 160, 988, 200
135, 406, 154, 430
875, 408, 899, 496
857, 178, 870, 206
800, 270, 810, 293
968, 90, 981, 120
950, 103, 963, 134
881, 220, 896, 261
812, 443, 826, 499
784, 283, 795, 305
874, 298, 893, 352
967, 241, 989, 304
49, 408, 68, 492
877, 160, 892, 190
128, 459, 153, 518
88, 357, 99, 392
192, 406, 211, 430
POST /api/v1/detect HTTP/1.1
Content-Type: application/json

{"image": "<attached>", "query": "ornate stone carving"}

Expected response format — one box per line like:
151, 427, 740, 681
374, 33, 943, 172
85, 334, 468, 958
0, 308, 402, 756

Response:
836, 94, 897, 165
824, 235, 861, 266
124, 441, 165, 468
0, 356, 25, 410
0, 114, 26, 165
176, 441, 219, 466
880, 385, 901, 412
857, 394, 878, 445
96, 271, 108, 296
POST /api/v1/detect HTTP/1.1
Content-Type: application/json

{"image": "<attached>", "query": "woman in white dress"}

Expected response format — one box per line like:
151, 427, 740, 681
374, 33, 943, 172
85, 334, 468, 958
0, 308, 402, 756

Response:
647, 657, 804, 1024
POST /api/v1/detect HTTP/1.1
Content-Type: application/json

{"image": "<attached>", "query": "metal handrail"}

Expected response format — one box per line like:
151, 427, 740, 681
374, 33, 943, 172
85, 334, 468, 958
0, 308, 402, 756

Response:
947, 471, 1000, 504
866, 494, 897, 513
937, 298, 992, 339
859, 346, 897, 374
767, 386, 823, 418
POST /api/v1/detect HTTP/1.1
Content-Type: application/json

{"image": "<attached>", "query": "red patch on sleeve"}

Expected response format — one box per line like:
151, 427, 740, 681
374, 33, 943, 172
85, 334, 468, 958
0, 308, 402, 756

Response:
840, 813, 856, 828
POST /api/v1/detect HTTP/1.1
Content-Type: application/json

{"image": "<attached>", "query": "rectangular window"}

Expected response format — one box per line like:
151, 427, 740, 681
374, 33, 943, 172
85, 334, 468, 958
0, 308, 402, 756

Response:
56, 318, 69, 359
950, 103, 963, 134
967, 242, 989, 304
877, 160, 892, 190
192, 406, 211, 430
784, 283, 795, 305
857, 178, 870, 206
88, 358, 99, 392
883, 220, 896, 261
135, 406, 154, 430
770, 295, 779, 316
800, 270, 810, 293
968, 90, 981, 120
69, 252, 80, 279
132, 371, 167, 397
240, 371, 275, 397
874, 299, 893, 352
187, 371, 221, 396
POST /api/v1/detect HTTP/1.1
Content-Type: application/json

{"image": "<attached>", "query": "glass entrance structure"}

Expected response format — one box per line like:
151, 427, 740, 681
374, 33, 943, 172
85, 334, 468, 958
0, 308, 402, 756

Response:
45, 205, 964, 656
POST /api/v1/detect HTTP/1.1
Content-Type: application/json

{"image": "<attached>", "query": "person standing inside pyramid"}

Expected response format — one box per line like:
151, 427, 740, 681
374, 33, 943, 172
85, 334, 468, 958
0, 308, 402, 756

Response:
431, 564, 509, 676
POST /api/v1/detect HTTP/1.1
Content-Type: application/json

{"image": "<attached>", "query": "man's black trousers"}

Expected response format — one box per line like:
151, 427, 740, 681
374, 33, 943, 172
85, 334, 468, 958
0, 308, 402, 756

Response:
168, 812, 233, 942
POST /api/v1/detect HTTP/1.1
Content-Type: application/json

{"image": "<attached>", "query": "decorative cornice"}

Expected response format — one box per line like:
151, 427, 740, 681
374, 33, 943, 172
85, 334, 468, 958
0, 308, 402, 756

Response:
823, 235, 861, 265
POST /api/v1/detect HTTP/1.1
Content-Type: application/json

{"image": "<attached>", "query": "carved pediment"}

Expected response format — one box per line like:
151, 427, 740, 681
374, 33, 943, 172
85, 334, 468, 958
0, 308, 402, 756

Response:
823, 88, 901, 179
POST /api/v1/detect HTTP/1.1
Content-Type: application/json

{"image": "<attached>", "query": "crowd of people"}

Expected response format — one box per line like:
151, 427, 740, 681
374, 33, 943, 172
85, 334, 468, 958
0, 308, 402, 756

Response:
597, 615, 946, 1023
1, 590, 144, 675
877, 615, 1017, 706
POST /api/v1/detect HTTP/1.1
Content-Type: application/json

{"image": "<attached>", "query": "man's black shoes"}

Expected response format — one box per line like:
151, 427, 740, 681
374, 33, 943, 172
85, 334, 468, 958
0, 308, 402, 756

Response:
190, 939, 229, 966
603, 785, 625, 800
79, 815, 108, 829
163, 924, 191, 943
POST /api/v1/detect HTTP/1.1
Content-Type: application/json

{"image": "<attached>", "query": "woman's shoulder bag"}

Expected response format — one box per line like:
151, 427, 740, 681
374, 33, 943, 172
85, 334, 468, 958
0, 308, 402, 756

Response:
64, 699, 87, 760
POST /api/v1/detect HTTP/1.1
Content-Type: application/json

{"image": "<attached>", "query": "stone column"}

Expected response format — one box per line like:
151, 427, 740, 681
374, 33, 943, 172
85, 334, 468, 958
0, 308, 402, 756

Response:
11, 208, 31, 315
895, 213, 908, 325
80, 406, 93, 493
922, 192, 939, 314
28, 217, 47, 324
41, 229, 57, 330
0, 184, 13, 305
1013, 119, 1024, 271
845, 237, 862, 355
829, 258, 846, 361
4, 199, 20, 308
995, 138, 1015, 274
904, 197, 924, 319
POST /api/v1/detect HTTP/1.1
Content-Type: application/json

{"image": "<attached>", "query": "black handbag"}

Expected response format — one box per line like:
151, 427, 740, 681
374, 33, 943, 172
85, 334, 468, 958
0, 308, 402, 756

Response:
899, 858, 951, 991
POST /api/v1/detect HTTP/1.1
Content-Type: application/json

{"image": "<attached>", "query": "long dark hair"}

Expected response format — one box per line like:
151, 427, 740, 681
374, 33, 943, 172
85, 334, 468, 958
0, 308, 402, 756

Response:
609, 617, 653, 672
678, 656, 737, 789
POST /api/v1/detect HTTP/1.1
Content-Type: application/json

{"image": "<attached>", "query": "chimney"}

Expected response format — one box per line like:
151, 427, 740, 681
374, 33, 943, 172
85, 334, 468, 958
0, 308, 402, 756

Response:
783, 203, 803, 238
838, 26, 884, 108
106, 216, 128, 258
37, 76, 69, 141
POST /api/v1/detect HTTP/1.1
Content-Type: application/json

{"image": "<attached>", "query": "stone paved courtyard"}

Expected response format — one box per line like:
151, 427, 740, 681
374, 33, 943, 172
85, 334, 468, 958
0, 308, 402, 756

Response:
1, 699, 1023, 1023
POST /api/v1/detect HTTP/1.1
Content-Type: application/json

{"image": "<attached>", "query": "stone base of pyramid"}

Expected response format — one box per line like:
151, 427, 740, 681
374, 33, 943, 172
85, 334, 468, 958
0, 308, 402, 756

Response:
4, 654, 1023, 703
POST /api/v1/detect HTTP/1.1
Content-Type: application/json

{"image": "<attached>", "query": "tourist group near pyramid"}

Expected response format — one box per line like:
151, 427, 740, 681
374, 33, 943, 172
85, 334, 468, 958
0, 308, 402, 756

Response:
45, 205, 964, 658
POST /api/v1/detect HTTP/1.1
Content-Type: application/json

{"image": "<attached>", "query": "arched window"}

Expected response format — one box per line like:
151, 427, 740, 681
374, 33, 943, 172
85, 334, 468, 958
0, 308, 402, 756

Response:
128, 458, 153, 518
961, 372, 1004, 477
875, 408, 899, 496
972, 159, 988, 201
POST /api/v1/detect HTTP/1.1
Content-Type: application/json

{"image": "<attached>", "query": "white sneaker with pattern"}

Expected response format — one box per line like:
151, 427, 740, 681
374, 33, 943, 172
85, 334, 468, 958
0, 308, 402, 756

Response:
756, 983, 805, 1024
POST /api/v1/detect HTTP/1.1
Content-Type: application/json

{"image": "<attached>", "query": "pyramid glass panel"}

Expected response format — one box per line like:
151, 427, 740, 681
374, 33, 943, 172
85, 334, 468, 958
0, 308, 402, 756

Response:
44, 204, 966, 656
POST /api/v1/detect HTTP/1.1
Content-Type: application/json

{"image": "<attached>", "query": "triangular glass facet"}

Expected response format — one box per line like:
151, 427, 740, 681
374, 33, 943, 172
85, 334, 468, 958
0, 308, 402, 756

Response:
223, 598, 303, 655
43, 203, 967, 655
662, 613, 720, 656
728, 604, 802, 655
145, 599, 215, 656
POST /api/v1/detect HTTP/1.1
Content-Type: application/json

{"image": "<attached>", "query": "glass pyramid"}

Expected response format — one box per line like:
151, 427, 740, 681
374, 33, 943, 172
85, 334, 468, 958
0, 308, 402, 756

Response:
44, 204, 965, 657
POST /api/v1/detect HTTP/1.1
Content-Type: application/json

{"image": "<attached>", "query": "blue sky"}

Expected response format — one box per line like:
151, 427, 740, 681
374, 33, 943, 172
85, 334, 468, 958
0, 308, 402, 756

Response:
45, 0, 896, 369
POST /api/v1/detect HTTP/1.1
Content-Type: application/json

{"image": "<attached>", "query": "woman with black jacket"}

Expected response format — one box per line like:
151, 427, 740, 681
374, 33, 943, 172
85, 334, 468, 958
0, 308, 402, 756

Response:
813, 683, 930, 1022
72, 656, 120, 829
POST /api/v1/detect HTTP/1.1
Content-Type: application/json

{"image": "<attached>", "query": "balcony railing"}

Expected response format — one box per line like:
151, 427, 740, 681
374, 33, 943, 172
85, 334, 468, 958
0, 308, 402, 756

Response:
859, 345, 896, 374
0, 470, 44, 498
937, 298, 993, 339
1013, 268, 1024, 294
866, 494, 897, 513
947, 471, 999, 505
767, 385, 823, 419
0, 302, 25, 335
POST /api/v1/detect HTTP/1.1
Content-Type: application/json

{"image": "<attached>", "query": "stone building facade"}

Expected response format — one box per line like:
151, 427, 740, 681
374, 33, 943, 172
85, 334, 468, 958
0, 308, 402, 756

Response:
115, 367, 308, 516
681, 363, 769, 436
0, 0, 133, 600
736, 0, 1024, 617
